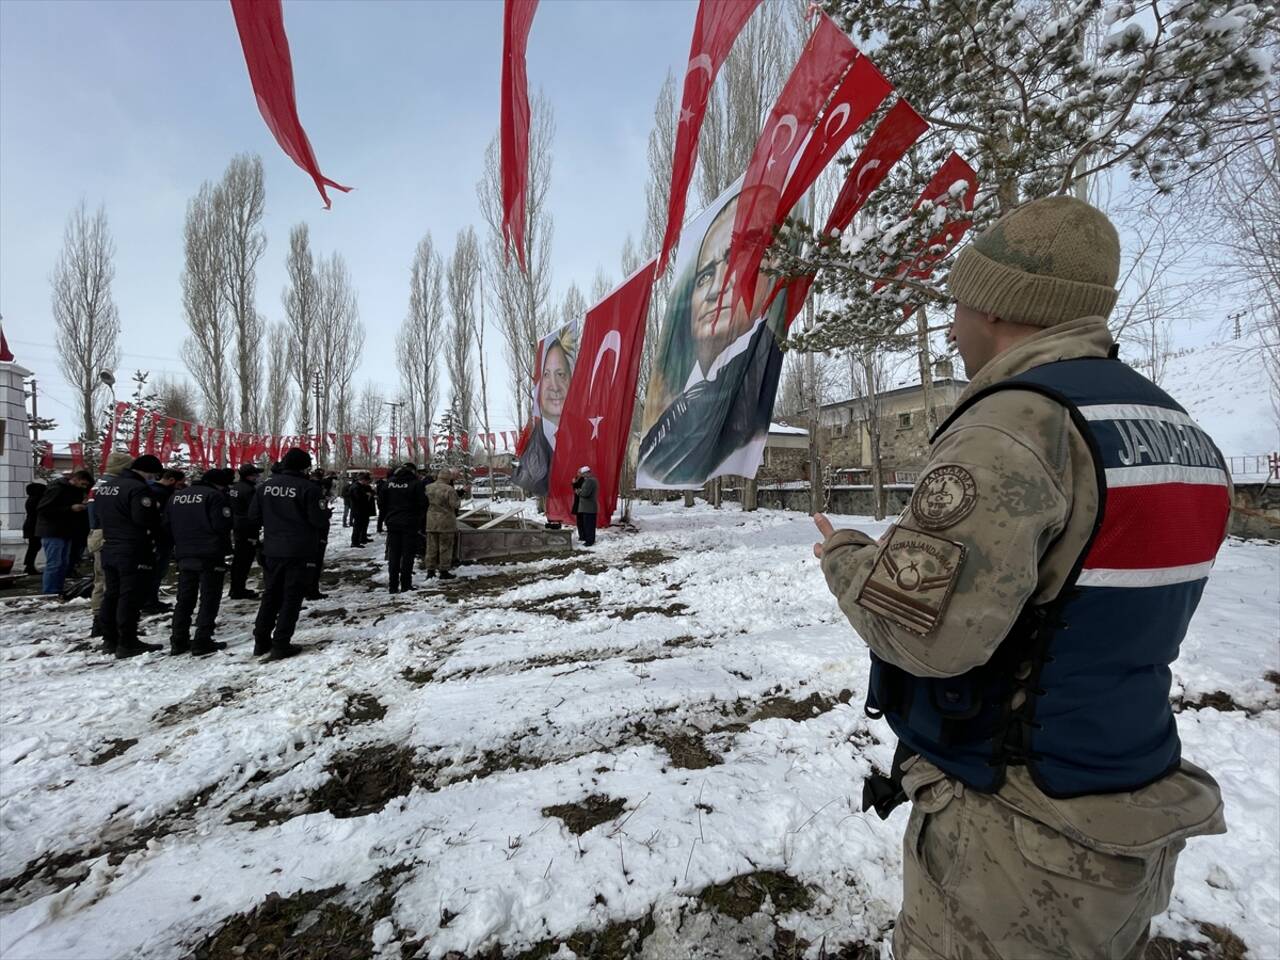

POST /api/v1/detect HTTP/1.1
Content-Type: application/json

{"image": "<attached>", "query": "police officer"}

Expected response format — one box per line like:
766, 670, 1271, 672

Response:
381, 463, 426, 593
348, 473, 377, 547
304, 467, 334, 600
249, 448, 329, 660
167, 468, 235, 656
815, 196, 1230, 959
374, 475, 389, 534
423, 468, 461, 579
95, 454, 166, 659
228, 464, 262, 600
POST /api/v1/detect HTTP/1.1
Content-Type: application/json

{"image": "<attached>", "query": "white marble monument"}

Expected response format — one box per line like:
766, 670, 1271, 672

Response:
0, 352, 35, 558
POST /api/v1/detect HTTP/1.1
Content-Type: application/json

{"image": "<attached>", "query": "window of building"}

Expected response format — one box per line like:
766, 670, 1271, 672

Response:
897, 411, 913, 430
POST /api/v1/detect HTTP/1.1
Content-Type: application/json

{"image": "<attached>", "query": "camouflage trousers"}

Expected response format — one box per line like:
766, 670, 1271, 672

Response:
894, 765, 1183, 959
88, 529, 105, 614
424, 532, 455, 572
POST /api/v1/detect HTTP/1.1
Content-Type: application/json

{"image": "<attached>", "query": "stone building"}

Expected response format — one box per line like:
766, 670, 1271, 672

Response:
757, 423, 810, 483
818, 361, 968, 479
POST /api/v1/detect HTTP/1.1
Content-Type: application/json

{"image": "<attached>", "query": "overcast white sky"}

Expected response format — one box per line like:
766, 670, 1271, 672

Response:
0, 0, 697, 446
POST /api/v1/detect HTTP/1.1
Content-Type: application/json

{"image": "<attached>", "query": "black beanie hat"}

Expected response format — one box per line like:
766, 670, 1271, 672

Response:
131, 455, 163, 474
239, 464, 262, 479
281, 448, 312, 472
203, 468, 235, 487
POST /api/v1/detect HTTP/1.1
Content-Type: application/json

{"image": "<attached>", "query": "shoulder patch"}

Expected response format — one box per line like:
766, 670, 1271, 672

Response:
141, 497, 153, 508
222, 506, 232, 517
910, 464, 977, 530
855, 525, 966, 637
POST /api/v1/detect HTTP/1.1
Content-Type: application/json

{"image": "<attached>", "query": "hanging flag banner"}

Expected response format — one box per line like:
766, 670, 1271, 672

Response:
512, 315, 582, 496
902, 151, 978, 280
638, 176, 804, 489
228, 0, 351, 208
658, 0, 763, 275
69, 442, 85, 470
776, 53, 892, 221
825, 98, 928, 234
725, 13, 857, 311
501, 0, 539, 269
548, 259, 657, 527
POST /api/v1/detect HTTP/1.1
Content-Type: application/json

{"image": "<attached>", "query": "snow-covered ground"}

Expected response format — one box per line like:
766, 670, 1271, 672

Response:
0, 504, 1277, 960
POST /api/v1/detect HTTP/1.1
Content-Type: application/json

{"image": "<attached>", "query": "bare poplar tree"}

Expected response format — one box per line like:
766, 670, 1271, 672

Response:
398, 233, 445, 442
590, 267, 614, 303
446, 227, 481, 434
51, 200, 121, 440
181, 183, 235, 427
354, 382, 385, 461
559, 282, 587, 326
216, 154, 267, 432
316, 252, 363, 463
283, 224, 319, 436
478, 92, 556, 426
264, 321, 293, 438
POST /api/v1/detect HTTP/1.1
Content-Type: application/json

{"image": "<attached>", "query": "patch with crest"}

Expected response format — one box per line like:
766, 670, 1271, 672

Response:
910, 464, 977, 530
856, 525, 966, 637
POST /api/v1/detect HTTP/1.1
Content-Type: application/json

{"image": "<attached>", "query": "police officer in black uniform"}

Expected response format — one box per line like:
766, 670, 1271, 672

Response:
94, 454, 165, 659
348, 473, 377, 547
304, 468, 334, 600
381, 463, 426, 593
228, 464, 261, 599
249, 448, 329, 660
167, 468, 235, 656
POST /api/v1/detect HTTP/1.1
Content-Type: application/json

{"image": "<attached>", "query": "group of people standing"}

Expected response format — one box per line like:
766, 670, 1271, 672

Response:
21, 448, 466, 662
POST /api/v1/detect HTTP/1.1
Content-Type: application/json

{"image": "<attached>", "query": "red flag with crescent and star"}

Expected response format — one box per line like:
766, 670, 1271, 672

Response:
229, 0, 350, 209
501, 0, 539, 270
546, 260, 657, 527
724, 14, 857, 313
657, 0, 762, 276
776, 52, 892, 221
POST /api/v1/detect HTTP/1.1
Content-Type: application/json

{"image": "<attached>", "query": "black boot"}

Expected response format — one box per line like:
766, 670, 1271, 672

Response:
228, 589, 259, 601
191, 640, 228, 656
170, 637, 191, 655
116, 640, 163, 659
252, 635, 271, 657
438, 570, 456, 580
267, 643, 302, 661
90, 617, 103, 638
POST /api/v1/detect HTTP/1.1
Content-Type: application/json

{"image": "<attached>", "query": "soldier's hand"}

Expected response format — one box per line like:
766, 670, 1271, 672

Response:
812, 513, 835, 558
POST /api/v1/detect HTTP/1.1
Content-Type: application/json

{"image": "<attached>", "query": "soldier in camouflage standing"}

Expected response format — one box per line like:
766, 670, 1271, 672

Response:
815, 196, 1231, 959
423, 468, 460, 579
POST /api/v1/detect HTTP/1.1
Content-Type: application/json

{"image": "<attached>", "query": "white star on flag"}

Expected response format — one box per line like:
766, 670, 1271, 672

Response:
589, 416, 604, 439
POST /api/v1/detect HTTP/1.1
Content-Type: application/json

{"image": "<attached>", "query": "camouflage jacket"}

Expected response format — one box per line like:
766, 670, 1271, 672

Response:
821, 316, 1225, 851
424, 480, 460, 532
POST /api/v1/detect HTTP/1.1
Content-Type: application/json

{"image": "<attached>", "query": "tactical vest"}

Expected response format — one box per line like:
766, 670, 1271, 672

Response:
868, 356, 1231, 798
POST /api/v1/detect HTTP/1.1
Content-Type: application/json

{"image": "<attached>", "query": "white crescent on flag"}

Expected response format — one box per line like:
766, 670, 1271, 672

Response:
686, 53, 714, 81
855, 158, 882, 191
772, 114, 800, 157
589, 331, 622, 393
824, 103, 851, 139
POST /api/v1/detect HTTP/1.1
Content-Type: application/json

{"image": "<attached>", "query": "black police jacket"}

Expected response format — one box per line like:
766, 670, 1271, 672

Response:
167, 481, 234, 560
248, 469, 330, 559
348, 483, 377, 518
94, 470, 162, 553
380, 470, 426, 529
33, 479, 86, 540
228, 479, 259, 535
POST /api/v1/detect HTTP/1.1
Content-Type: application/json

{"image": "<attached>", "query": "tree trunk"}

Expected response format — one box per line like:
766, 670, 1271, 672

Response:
915, 306, 936, 435
743, 477, 758, 512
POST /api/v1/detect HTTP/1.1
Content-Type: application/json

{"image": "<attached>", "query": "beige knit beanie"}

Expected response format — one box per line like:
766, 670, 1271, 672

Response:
947, 195, 1121, 327
105, 451, 134, 474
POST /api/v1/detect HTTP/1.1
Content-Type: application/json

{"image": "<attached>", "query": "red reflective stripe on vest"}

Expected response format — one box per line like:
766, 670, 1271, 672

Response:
1084, 482, 1229, 571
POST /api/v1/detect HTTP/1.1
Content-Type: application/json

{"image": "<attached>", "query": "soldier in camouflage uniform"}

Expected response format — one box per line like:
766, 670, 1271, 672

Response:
816, 196, 1231, 959
424, 469, 461, 579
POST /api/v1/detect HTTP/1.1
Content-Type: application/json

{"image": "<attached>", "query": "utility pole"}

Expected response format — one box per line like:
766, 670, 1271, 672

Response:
28, 377, 39, 471
384, 400, 403, 466
312, 370, 323, 468
915, 306, 937, 434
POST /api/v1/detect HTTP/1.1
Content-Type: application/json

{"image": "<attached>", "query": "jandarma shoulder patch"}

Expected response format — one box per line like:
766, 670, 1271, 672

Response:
855, 525, 966, 637
910, 464, 977, 530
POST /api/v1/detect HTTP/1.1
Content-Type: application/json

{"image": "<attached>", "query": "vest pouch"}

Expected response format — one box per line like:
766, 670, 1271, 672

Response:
866, 658, 909, 720
929, 677, 982, 720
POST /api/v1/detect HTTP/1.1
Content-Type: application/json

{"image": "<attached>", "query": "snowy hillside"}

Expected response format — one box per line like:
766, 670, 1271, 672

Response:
1143, 339, 1277, 467
0, 505, 1277, 960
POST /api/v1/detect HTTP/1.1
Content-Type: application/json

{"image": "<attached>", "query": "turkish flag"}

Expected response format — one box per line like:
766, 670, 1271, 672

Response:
903, 151, 978, 279
501, 0, 538, 270
547, 260, 657, 527
777, 53, 892, 222
229, 0, 351, 208
825, 98, 928, 234
69, 442, 85, 470
726, 14, 857, 311
159, 419, 177, 463
41, 444, 54, 470
657, 0, 763, 275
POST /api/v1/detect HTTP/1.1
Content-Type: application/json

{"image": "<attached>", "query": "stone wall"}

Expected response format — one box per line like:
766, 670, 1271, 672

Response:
0, 362, 34, 550
722, 484, 913, 517
1231, 482, 1280, 540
